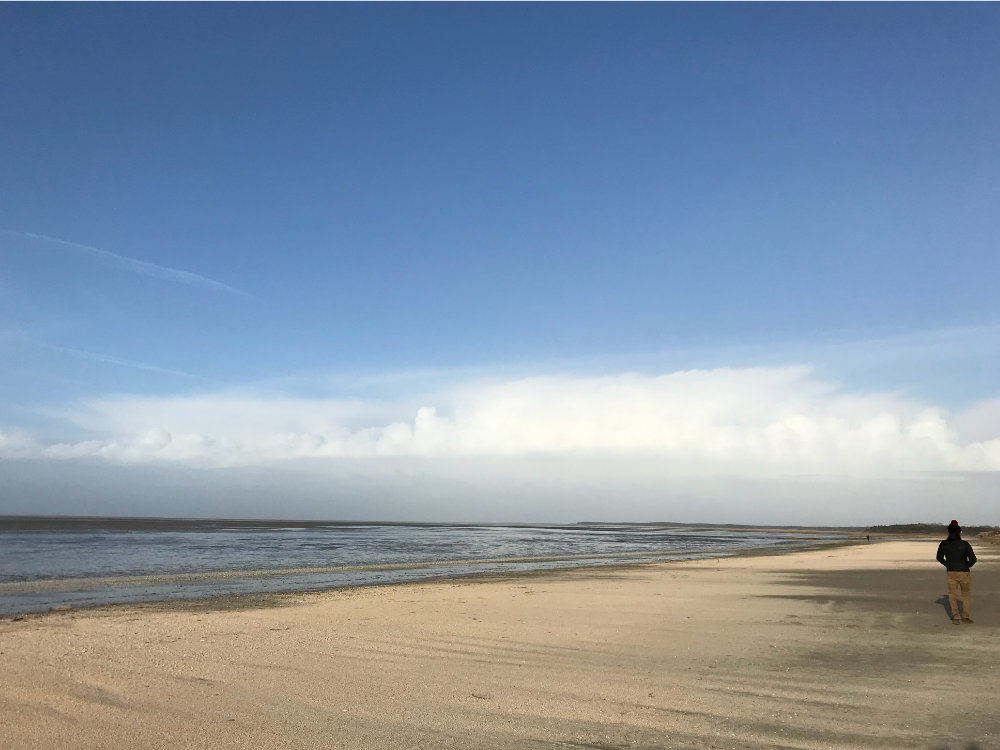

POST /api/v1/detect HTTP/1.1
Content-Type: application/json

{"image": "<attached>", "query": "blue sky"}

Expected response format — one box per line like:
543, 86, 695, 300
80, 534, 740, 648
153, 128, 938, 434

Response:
1, 4, 998, 524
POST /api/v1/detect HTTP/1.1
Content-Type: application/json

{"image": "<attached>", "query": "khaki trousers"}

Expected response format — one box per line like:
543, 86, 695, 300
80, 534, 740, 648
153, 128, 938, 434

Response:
947, 571, 971, 620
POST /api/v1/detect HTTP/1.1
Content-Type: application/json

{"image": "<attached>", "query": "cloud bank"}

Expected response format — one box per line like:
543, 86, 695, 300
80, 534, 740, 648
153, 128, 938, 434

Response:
3, 366, 997, 476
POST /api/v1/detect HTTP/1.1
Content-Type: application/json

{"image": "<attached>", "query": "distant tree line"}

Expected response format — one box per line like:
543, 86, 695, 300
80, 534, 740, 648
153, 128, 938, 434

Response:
867, 523, 1000, 535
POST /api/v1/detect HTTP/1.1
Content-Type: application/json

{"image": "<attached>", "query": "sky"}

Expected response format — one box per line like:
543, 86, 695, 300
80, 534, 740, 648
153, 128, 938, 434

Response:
1, 4, 998, 525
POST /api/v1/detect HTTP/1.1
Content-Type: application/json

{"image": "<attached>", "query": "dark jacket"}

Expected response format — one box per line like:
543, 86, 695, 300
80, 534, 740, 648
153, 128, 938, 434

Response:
937, 532, 977, 572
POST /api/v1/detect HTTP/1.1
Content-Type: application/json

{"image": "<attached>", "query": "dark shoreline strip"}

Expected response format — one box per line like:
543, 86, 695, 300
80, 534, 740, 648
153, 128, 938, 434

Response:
0, 514, 863, 533
0, 544, 819, 594
1, 539, 857, 619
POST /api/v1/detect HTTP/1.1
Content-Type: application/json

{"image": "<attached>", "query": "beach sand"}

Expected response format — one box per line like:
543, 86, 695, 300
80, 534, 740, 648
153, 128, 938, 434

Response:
1, 541, 996, 750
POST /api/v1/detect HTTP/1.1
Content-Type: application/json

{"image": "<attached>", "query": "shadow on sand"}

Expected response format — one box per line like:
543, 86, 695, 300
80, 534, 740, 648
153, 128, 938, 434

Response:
935, 594, 957, 619
766, 567, 993, 628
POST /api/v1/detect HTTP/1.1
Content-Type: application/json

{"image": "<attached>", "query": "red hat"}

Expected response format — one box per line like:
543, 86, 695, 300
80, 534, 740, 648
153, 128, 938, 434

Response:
948, 520, 961, 531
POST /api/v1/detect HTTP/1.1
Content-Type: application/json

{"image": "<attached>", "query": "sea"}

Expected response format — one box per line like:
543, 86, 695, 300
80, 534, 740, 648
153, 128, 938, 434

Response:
0, 517, 848, 616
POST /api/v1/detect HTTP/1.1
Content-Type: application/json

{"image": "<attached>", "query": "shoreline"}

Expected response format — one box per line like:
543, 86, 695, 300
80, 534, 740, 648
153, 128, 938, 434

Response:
0, 514, 869, 532
2, 536, 857, 620
2, 540, 995, 749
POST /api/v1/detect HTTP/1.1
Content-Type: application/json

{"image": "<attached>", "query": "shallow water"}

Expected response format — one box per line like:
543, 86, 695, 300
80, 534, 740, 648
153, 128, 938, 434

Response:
0, 519, 845, 614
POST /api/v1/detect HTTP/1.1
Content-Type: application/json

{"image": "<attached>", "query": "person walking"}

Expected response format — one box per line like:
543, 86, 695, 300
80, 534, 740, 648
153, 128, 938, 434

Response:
936, 520, 977, 624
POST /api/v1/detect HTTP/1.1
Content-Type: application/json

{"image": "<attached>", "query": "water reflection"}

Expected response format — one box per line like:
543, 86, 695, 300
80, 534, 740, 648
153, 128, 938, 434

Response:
0, 522, 843, 614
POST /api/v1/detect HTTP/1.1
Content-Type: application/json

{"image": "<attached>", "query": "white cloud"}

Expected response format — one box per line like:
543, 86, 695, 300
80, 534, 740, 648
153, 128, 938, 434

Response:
0, 428, 43, 458
5, 366, 996, 475
952, 397, 1000, 443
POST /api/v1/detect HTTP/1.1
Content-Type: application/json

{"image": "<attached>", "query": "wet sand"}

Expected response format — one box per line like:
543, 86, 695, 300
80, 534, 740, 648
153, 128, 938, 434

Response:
1, 541, 996, 749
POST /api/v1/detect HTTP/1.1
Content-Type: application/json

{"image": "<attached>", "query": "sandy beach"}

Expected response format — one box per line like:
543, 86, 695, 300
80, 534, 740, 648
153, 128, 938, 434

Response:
1, 540, 996, 750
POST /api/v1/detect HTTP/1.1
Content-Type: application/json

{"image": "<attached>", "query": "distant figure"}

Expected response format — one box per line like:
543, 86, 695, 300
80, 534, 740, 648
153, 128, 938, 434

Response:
936, 520, 977, 624
866, 534, 870, 542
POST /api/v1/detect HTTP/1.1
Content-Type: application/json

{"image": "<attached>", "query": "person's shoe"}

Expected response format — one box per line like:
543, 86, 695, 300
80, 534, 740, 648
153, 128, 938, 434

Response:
962, 617, 973, 624
952, 618, 962, 625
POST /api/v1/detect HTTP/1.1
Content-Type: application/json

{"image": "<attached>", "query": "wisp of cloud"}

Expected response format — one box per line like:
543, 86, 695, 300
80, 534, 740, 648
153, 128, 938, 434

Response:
2, 230, 250, 297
